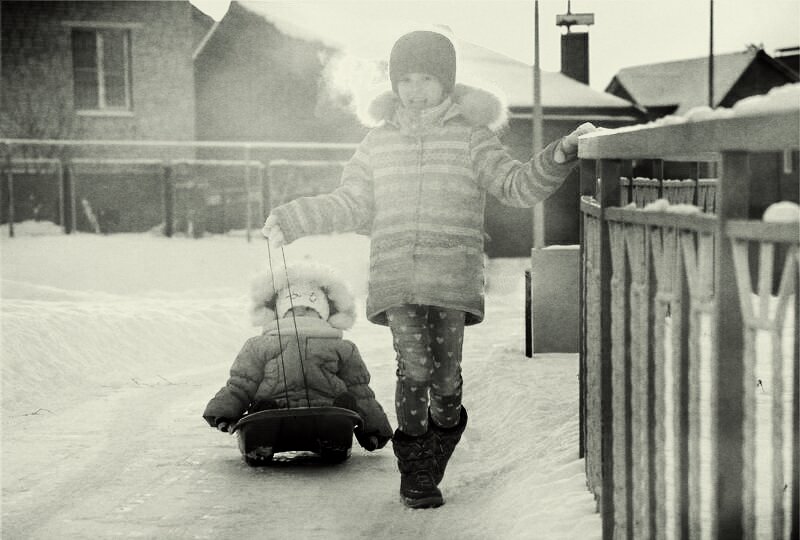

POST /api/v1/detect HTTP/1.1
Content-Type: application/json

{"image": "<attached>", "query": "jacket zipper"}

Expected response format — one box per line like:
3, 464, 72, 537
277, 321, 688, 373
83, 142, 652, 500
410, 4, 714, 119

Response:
413, 137, 424, 289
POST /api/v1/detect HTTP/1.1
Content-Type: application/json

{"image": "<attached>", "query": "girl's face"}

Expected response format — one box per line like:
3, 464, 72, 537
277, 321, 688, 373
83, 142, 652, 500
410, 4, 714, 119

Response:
396, 72, 446, 111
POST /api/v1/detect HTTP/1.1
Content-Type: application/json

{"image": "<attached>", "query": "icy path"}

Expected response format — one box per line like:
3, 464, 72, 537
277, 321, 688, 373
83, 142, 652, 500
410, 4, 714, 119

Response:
2, 233, 601, 539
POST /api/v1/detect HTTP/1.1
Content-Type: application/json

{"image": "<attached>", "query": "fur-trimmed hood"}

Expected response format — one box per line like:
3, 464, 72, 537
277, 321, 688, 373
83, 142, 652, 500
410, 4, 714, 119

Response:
250, 262, 356, 331
365, 83, 508, 132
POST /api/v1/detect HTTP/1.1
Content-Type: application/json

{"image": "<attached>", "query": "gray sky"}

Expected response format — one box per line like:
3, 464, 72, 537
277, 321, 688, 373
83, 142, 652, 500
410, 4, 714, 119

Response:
191, 0, 800, 91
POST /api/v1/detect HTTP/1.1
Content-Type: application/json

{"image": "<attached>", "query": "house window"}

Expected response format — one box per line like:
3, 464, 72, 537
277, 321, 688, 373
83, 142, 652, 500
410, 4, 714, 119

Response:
71, 28, 132, 111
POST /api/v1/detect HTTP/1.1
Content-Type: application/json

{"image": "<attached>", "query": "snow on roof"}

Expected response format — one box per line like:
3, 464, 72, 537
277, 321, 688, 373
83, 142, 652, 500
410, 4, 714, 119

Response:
457, 40, 636, 110
608, 49, 777, 113
237, 1, 636, 111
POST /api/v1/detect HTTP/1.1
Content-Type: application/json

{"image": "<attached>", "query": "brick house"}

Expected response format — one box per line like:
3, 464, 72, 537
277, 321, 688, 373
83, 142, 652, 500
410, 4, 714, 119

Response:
1, 1, 199, 231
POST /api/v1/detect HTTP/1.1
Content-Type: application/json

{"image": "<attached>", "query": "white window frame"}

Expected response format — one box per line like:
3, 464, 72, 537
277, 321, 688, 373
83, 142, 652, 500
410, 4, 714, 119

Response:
64, 21, 139, 115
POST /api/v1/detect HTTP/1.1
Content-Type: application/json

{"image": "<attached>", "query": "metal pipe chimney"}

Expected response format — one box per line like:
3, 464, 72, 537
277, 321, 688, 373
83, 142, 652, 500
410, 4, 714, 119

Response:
556, 3, 594, 84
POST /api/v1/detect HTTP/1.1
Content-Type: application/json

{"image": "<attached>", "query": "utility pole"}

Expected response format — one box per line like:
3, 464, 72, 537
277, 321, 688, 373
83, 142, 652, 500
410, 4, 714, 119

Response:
532, 0, 544, 249
709, 0, 715, 107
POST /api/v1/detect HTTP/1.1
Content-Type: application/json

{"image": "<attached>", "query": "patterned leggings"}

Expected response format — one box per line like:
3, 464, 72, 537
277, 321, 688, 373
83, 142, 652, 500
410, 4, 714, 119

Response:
387, 304, 465, 436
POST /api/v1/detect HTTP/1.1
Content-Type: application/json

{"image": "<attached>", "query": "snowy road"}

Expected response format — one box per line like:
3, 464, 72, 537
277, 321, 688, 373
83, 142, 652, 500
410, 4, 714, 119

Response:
2, 232, 601, 539
3, 364, 403, 539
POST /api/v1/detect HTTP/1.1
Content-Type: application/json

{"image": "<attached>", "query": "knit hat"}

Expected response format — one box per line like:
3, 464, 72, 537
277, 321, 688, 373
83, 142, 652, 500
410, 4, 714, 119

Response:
250, 262, 357, 331
389, 31, 456, 93
275, 282, 330, 320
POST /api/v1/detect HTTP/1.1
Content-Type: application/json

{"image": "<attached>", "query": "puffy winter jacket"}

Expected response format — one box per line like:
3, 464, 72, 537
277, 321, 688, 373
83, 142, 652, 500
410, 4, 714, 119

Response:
203, 316, 392, 440
271, 84, 578, 326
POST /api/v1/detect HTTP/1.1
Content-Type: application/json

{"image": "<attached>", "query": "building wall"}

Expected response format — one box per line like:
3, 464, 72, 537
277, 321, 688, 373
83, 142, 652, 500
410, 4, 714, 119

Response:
1, 1, 197, 231
194, 2, 367, 145
1, 1, 196, 147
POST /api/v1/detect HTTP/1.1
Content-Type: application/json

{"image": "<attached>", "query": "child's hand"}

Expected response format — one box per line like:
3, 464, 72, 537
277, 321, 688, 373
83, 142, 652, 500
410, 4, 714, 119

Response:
555, 122, 597, 163
261, 215, 285, 249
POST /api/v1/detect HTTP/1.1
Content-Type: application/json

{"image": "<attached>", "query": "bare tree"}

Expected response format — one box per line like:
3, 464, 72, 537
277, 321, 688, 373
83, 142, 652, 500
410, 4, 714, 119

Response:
1, 53, 82, 159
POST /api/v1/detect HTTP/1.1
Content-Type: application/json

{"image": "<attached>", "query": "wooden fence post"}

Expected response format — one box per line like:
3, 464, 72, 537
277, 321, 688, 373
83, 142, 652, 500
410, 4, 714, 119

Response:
599, 158, 622, 540
714, 150, 749, 539
579, 158, 596, 459
5, 168, 14, 238
163, 162, 174, 238
793, 269, 799, 540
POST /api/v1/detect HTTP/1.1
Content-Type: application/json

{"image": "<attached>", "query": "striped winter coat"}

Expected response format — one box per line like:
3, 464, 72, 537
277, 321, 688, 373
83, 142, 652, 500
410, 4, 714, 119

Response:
271, 84, 578, 326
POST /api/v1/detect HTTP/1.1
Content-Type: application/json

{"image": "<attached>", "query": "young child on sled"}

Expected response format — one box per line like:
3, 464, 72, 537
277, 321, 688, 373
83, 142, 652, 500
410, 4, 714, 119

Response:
203, 262, 393, 453
261, 29, 595, 507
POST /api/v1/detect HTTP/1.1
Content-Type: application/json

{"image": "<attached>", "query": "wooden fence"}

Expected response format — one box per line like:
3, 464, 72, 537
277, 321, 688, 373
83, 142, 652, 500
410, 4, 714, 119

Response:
0, 139, 356, 239
578, 110, 799, 539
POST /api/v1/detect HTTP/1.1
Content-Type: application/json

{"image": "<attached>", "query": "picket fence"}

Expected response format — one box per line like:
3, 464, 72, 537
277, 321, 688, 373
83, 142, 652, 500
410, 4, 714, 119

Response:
578, 110, 799, 539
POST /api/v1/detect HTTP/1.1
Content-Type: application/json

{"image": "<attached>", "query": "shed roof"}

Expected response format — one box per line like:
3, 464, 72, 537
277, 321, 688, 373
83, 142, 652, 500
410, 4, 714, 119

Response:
606, 48, 798, 114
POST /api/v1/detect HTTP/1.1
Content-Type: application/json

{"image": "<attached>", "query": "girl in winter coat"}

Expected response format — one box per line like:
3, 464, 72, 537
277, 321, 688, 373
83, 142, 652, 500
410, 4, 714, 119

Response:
261, 30, 595, 507
203, 262, 393, 454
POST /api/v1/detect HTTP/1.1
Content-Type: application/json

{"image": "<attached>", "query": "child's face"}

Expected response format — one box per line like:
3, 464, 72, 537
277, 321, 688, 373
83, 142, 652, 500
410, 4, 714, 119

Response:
396, 72, 446, 111
286, 306, 322, 319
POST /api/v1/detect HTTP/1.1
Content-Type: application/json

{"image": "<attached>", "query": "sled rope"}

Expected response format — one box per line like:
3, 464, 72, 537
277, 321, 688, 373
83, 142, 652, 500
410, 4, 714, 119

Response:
278, 247, 314, 409
265, 242, 292, 409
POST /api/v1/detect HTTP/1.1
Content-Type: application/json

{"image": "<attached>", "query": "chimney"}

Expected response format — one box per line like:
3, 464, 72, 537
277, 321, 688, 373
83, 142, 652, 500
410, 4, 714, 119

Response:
556, 5, 594, 84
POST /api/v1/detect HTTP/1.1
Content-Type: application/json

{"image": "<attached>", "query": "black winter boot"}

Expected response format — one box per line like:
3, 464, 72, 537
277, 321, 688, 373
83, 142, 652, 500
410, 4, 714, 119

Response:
429, 406, 468, 485
391, 429, 444, 509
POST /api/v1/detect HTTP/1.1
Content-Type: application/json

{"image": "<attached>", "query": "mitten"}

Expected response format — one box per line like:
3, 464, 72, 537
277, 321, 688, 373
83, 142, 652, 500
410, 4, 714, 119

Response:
261, 215, 285, 249
355, 429, 390, 451
215, 418, 233, 432
554, 122, 597, 163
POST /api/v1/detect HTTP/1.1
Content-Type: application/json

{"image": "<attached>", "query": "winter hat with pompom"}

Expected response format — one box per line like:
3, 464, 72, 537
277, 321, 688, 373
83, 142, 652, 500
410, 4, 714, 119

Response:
250, 262, 356, 331
389, 30, 456, 93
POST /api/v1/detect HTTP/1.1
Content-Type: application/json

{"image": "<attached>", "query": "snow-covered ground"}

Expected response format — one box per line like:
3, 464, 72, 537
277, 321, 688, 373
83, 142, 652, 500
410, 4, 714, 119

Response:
1, 222, 601, 539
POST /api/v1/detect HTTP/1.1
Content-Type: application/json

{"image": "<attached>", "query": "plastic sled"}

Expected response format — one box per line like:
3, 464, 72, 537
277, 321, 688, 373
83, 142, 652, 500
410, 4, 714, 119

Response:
231, 406, 363, 466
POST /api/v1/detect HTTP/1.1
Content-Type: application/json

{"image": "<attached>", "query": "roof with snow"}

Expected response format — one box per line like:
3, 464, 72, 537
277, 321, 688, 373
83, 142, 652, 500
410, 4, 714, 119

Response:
606, 48, 799, 115
233, 1, 640, 119
456, 40, 637, 112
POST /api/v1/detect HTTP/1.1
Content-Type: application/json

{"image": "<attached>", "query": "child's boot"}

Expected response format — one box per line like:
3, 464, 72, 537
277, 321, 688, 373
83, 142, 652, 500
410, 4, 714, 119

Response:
391, 429, 444, 508
429, 406, 468, 485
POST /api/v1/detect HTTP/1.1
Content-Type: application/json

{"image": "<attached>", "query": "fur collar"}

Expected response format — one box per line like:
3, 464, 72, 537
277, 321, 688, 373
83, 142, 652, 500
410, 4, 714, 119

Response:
365, 83, 508, 132
250, 262, 356, 331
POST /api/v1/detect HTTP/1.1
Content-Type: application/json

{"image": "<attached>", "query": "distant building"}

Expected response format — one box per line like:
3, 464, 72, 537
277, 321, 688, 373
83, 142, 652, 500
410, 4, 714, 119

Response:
774, 46, 799, 77
605, 47, 799, 119
1, 1, 198, 144
1, 1, 198, 231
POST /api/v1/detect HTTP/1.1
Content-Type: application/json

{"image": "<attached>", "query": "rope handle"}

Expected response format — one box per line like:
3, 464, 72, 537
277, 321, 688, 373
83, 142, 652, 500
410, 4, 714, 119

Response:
265, 241, 313, 409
